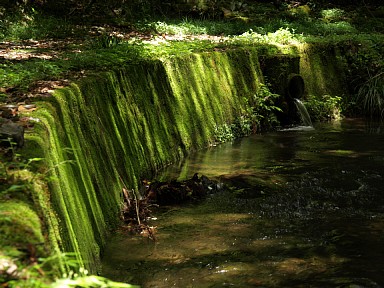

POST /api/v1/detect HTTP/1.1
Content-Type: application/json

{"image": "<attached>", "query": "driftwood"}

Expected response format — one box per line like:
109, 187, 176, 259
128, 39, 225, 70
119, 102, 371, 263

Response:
120, 186, 157, 241
120, 173, 221, 240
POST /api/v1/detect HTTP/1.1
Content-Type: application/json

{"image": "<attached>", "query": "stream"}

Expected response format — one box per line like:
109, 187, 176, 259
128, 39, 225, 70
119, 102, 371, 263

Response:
102, 118, 384, 287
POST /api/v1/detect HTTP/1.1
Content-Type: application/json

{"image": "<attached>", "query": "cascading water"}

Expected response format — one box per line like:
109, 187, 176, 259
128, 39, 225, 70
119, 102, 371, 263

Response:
294, 98, 312, 127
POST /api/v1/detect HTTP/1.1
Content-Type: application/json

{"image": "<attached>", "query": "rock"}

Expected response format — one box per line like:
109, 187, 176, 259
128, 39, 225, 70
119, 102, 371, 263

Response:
0, 122, 24, 148
0, 104, 18, 119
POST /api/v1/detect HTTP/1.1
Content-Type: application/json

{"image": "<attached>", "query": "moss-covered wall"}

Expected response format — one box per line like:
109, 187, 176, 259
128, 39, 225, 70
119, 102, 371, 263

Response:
299, 43, 348, 98
259, 54, 301, 97
1, 43, 351, 280
31, 48, 263, 274
256, 43, 349, 101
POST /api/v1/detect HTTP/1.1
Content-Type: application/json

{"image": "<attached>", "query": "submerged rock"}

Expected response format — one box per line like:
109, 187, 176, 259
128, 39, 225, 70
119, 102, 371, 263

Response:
145, 173, 222, 205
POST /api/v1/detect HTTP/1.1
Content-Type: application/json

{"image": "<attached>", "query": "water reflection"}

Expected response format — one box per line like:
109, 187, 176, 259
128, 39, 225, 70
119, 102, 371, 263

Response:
102, 119, 384, 287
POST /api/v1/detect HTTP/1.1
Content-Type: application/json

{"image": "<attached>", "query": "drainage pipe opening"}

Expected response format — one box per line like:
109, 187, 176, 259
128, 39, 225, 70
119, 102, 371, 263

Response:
287, 74, 305, 100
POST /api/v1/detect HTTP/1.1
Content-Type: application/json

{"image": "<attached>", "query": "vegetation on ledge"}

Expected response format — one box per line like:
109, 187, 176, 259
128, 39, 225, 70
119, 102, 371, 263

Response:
0, 0, 383, 118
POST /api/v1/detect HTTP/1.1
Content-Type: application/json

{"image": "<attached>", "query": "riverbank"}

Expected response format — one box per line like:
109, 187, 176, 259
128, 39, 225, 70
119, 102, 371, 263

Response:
1, 1, 383, 286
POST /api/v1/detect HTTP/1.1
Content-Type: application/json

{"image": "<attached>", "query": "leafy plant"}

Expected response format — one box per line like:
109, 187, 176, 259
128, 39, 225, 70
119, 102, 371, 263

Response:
94, 34, 123, 49
304, 94, 342, 121
2, 250, 139, 288
266, 27, 299, 45
251, 84, 282, 130
357, 71, 384, 118
231, 27, 303, 46
214, 85, 282, 143
214, 123, 235, 143
152, 19, 207, 35
321, 8, 346, 23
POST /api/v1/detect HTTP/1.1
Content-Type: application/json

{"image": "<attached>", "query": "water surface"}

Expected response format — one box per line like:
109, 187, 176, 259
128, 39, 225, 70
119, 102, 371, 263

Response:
102, 119, 384, 287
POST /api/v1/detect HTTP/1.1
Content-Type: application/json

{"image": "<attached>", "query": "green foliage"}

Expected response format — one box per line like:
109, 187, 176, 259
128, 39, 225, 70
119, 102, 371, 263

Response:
321, 8, 346, 23
340, 36, 384, 116
0, 1, 382, 99
0, 37, 219, 95
52, 275, 139, 288
214, 84, 281, 143
135, 17, 252, 36
0, 9, 78, 41
0, 59, 63, 93
1, 251, 138, 288
357, 72, 384, 118
251, 84, 282, 129
214, 123, 236, 143
267, 27, 300, 44
214, 115, 254, 143
304, 94, 342, 122
94, 34, 123, 49
0, 0, 382, 43
146, 19, 208, 35
230, 27, 301, 45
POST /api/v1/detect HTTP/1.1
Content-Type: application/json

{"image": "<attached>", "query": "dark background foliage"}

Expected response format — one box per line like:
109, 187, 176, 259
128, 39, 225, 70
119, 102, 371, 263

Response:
1, 0, 383, 20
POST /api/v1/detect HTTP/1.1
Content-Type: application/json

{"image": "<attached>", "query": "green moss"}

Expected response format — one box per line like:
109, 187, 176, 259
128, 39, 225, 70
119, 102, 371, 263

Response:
0, 201, 44, 249
298, 43, 348, 99
12, 42, 357, 279
3, 42, 365, 281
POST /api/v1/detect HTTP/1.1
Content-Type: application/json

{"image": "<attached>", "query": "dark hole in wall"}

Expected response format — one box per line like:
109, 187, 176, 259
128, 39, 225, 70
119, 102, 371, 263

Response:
287, 74, 305, 100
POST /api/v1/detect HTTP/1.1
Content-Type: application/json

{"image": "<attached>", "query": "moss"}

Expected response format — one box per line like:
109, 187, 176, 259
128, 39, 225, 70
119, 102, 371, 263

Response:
12, 42, 358, 278
2, 42, 361, 280
0, 201, 44, 249
298, 43, 348, 99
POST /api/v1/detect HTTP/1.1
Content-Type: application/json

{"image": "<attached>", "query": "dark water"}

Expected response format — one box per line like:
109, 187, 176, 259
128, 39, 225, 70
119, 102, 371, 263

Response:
102, 119, 384, 287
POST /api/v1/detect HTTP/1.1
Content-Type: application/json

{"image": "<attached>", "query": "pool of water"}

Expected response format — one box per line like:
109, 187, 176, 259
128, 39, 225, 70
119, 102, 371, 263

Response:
102, 119, 384, 287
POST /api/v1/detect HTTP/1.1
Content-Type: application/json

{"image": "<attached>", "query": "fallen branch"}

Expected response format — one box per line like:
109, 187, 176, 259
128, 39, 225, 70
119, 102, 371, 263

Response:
119, 173, 222, 241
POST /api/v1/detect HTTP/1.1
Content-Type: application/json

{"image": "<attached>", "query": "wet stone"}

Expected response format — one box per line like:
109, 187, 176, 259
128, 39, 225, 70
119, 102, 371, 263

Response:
0, 122, 24, 147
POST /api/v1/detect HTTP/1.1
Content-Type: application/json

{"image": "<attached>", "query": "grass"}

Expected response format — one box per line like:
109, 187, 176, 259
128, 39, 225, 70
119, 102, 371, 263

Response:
357, 71, 384, 118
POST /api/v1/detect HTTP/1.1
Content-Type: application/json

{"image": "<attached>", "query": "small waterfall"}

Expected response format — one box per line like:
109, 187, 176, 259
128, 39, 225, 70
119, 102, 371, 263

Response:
294, 98, 312, 127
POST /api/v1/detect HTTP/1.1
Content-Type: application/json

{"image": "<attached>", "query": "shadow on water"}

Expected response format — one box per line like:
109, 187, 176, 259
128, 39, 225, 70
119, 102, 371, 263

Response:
102, 119, 384, 287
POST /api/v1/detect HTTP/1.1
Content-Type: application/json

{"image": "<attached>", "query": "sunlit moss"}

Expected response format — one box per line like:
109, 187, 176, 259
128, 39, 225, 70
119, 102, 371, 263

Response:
0, 201, 44, 249
298, 43, 348, 99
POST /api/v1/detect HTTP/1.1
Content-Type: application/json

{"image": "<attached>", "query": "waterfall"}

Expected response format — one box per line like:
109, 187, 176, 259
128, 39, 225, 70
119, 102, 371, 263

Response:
294, 98, 312, 127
